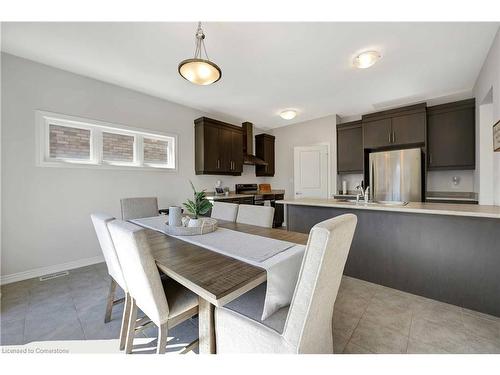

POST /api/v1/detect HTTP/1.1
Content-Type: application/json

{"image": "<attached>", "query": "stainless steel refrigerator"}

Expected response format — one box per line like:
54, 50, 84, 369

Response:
369, 148, 422, 203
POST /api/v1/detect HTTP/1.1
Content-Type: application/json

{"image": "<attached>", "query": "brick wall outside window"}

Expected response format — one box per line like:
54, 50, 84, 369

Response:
103, 132, 134, 162
144, 137, 169, 163
49, 124, 90, 159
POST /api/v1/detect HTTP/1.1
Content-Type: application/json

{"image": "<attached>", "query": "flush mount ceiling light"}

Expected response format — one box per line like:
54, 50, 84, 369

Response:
178, 22, 222, 85
353, 51, 381, 69
280, 110, 297, 120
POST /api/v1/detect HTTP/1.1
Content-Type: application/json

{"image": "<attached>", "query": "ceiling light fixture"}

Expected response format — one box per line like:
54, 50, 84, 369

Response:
178, 22, 222, 85
280, 110, 297, 120
353, 51, 381, 69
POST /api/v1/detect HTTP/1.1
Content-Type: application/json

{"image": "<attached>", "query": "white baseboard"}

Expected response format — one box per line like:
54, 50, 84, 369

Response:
0, 255, 105, 285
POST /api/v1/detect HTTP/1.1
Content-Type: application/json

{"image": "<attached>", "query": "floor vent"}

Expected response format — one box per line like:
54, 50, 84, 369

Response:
39, 271, 69, 281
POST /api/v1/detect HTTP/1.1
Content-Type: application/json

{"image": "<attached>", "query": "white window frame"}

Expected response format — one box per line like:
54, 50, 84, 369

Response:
35, 110, 178, 171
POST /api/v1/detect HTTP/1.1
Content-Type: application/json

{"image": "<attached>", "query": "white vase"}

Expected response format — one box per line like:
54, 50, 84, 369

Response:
187, 218, 202, 227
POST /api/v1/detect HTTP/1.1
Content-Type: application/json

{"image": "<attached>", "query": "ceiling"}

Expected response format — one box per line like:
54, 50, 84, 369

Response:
2, 22, 498, 129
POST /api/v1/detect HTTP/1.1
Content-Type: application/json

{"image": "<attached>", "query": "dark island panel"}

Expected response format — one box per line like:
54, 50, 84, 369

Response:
286, 204, 500, 317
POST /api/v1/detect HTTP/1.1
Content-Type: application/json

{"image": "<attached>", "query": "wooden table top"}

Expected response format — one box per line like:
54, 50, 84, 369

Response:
147, 221, 308, 306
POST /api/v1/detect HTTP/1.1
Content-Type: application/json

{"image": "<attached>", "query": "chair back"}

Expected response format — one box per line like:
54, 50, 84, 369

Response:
211, 201, 239, 222
108, 220, 169, 326
236, 204, 275, 228
120, 197, 158, 220
283, 214, 357, 353
90, 213, 126, 290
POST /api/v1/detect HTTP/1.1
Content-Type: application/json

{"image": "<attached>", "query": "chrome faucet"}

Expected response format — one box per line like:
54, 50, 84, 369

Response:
363, 186, 370, 203
355, 183, 364, 203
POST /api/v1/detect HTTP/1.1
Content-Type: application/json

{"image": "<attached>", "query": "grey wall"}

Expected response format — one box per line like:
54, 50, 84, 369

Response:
1, 53, 268, 279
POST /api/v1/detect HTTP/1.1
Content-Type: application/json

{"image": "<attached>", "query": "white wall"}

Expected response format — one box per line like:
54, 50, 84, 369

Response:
269, 115, 338, 198
1, 53, 268, 280
474, 27, 500, 205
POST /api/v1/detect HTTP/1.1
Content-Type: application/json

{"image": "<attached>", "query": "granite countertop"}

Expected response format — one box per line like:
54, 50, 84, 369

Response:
276, 198, 500, 219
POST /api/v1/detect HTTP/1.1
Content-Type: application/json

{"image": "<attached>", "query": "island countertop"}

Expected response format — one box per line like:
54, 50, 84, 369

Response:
277, 198, 500, 219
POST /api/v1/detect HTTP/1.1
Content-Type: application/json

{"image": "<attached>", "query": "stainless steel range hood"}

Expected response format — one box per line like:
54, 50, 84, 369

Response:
242, 122, 267, 166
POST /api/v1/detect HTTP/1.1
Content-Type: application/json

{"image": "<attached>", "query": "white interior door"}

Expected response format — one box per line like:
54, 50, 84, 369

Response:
294, 145, 329, 198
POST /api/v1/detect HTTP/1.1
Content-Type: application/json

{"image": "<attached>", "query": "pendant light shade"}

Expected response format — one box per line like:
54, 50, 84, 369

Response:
178, 22, 222, 85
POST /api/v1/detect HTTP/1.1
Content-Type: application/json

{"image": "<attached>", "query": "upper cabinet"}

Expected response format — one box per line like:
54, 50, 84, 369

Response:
194, 117, 243, 175
427, 99, 475, 170
337, 121, 363, 173
255, 134, 275, 176
362, 104, 426, 149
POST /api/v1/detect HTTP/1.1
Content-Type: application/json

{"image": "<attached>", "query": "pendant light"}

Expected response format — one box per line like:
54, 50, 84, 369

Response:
178, 22, 222, 85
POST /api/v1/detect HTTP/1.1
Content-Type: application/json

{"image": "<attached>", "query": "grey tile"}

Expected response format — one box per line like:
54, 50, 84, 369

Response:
77, 302, 123, 340
24, 305, 84, 343
26, 292, 75, 320
339, 276, 379, 300
71, 285, 110, 313
333, 329, 350, 354
362, 299, 412, 335
343, 341, 373, 354
138, 319, 198, 354
0, 318, 25, 345
372, 288, 414, 310
0, 297, 29, 324
461, 312, 500, 342
462, 308, 500, 323
350, 316, 409, 354
409, 317, 469, 353
332, 309, 360, 337
334, 290, 371, 318
411, 299, 463, 325
466, 333, 500, 354
406, 337, 450, 354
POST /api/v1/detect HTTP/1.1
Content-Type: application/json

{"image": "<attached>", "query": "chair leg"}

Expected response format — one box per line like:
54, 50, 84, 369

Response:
104, 278, 117, 323
125, 298, 138, 354
119, 292, 132, 351
157, 323, 168, 354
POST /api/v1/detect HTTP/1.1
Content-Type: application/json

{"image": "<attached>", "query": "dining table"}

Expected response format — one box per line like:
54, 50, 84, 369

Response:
137, 219, 308, 354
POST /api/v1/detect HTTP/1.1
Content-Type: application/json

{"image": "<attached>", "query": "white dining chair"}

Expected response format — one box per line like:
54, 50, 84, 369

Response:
108, 220, 199, 354
236, 204, 275, 228
214, 214, 357, 353
211, 201, 239, 222
120, 197, 159, 220
90, 213, 131, 350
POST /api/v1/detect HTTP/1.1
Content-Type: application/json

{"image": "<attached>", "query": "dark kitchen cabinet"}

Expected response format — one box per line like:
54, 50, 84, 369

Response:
362, 104, 426, 149
255, 134, 275, 176
362, 118, 392, 149
194, 117, 243, 175
337, 121, 363, 173
427, 99, 475, 170
391, 112, 426, 146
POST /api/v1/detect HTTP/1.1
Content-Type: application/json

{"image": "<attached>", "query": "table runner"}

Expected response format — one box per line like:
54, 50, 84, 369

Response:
132, 216, 305, 320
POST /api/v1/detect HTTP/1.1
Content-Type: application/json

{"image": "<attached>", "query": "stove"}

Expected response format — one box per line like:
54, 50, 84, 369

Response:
235, 184, 285, 228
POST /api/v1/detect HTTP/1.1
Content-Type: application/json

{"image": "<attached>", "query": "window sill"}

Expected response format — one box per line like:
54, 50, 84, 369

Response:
36, 160, 177, 173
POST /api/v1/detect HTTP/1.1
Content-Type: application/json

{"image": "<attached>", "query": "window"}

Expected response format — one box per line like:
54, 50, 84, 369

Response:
36, 111, 177, 170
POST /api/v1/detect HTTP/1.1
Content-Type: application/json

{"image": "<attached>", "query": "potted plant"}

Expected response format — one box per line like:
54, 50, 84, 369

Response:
183, 181, 213, 227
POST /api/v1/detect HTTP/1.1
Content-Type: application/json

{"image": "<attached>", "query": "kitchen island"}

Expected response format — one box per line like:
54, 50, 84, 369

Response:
278, 198, 500, 317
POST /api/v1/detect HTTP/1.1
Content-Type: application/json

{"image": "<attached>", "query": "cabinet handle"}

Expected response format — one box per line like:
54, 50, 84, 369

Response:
429, 154, 432, 165
388, 130, 392, 143
392, 130, 395, 143
217, 160, 220, 169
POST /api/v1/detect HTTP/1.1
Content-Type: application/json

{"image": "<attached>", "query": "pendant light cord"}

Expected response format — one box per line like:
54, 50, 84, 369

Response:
194, 21, 210, 61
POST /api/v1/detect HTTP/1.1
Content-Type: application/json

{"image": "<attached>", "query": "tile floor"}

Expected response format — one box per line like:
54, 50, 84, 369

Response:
1, 262, 500, 353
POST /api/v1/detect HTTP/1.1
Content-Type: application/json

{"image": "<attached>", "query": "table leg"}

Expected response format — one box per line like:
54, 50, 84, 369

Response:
198, 297, 215, 354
